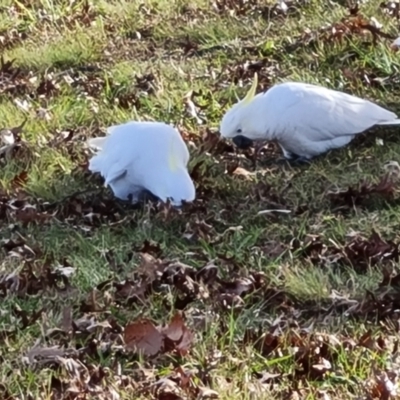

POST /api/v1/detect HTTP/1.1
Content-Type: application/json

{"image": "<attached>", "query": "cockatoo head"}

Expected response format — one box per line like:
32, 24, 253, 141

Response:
168, 173, 196, 207
151, 168, 196, 207
146, 138, 195, 207
220, 73, 262, 149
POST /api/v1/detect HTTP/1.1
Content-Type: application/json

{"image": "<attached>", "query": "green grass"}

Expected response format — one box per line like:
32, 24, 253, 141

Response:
1, 0, 400, 398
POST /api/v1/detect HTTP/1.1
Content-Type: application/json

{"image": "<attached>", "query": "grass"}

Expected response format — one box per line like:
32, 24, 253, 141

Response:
1, 0, 400, 398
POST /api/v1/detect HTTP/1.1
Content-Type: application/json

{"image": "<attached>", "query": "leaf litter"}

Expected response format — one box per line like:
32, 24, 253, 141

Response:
2, 209, 400, 394
328, 173, 399, 209
2, 126, 400, 397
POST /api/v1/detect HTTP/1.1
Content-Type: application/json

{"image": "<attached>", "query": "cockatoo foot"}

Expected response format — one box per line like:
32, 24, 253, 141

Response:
137, 189, 160, 203
275, 153, 312, 166
287, 154, 312, 165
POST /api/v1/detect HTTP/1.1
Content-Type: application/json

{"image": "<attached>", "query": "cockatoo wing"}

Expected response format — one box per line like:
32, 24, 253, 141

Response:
87, 121, 194, 204
88, 125, 140, 187
266, 82, 400, 143
124, 124, 194, 205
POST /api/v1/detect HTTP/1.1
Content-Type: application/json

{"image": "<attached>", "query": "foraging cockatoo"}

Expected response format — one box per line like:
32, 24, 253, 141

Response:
87, 121, 196, 206
220, 73, 400, 161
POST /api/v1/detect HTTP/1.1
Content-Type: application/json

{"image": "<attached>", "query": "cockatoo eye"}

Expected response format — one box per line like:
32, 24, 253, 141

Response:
236, 128, 242, 133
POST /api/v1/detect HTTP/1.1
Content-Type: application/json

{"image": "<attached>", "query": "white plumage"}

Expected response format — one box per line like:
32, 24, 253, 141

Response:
220, 74, 400, 159
87, 121, 196, 206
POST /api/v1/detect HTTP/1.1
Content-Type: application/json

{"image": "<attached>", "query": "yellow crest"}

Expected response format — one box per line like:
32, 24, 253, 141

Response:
241, 73, 258, 106
168, 137, 179, 172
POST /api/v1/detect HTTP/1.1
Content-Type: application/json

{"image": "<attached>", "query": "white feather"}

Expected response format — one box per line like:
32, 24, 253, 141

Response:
220, 81, 400, 159
87, 121, 195, 206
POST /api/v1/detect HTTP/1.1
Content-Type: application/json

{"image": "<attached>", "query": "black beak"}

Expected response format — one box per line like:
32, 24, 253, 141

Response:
232, 135, 254, 149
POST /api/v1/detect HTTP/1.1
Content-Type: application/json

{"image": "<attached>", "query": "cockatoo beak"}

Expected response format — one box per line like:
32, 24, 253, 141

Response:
241, 73, 258, 106
232, 135, 254, 149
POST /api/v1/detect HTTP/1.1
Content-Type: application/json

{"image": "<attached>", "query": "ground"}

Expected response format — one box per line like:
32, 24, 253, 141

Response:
1, 0, 400, 399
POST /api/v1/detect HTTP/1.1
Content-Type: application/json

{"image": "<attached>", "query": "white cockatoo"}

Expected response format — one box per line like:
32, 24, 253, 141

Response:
87, 121, 196, 206
220, 73, 400, 161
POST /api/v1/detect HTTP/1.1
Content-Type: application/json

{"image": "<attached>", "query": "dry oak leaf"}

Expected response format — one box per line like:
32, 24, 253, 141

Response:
124, 313, 194, 357
124, 319, 163, 356
162, 312, 194, 356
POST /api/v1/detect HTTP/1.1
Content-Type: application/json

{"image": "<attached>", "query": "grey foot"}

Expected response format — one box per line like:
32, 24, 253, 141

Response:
277, 153, 312, 165
137, 189, 160, 203
289, 155, 312, 165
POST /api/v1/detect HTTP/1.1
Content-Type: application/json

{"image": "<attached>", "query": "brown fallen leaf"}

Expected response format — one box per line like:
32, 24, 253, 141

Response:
36, 76, 59, 97
139, 239, 163, 257
25, 344, 74, 365
380, 1, 400, 20
197, 387, 219, 399
219, 278, 254, 296
61, 306, 73, 334
343, 230, 399, 271
366, 370, 397, 400
124, 313, 194, 357
328, 173, 397, 208
1, 238, 25, 252
136, 252, 165, 281
157, 393, 184, 400
10, 170, 28, 189
124, 319, 164, 356
232, 166, 255, 180
162, 312, 194, 356
312, 358, 332, 374
258, 371, 282, 384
